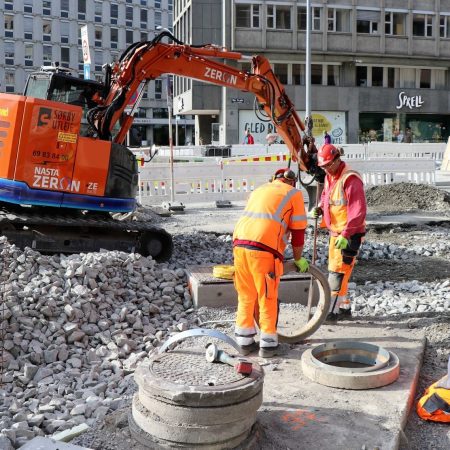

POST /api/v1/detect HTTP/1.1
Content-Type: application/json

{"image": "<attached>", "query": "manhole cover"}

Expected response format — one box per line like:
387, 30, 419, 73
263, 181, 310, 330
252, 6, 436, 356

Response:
151, 350, 244, 386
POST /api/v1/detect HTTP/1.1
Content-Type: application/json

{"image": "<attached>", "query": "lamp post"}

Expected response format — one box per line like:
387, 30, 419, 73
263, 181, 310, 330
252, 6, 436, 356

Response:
305, 0, 311, 126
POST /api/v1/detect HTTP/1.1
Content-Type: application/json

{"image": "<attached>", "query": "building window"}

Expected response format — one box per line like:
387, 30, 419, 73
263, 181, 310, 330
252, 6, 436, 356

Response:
126, 6, 133, 27
311, 64, 322, 84
155, 79, 162, 99
5, 42, 14, 65
78, 0, 86, 20
420, 69, 431, 88
236, 4, 260, 28
24, 0, 33, 13
327, 8, 351, 33
292, 64, 305, 85
61, 47, 70, 68
4, 1, 13, 11
95, 1, 102, 22
440, 15, 450, 38
42, 19, 52, 41
60, 0, 69, 18
327, 65, 339, 86
399, 68, 415, 88
141, 0, 147, 6
168, 0, 173, 11
126, 30, 134, 44
110, 28, 118, 49
155, 11, 162, 27
43, 1, 51, 15
297, 6, 321, 31
356, 66, 367, 86
95, 27, 102, 47
155, 0, 161, 8
267, 5, 291, 30
413, 14, 433, 37
94, 51, 103, 72
387, 67, 396, 88
43, 45, 52, 63
24, 16, 33, 40
5, 71, 15, 93
111, 3, 118, 25
141, 31, 148, 41
4, 15, 14, 38
140, 9, 148, 27
356, 9, 379, 34
273, 64, 288, 84
372, 67, 383, 86
61, 21, 69, 44
385, 12, 406, 36
24, 44, 34, 67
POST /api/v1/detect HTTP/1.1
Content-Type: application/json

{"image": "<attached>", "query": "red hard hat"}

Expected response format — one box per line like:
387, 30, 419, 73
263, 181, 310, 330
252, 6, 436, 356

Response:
274, 168, 296, 181
317, 144, 340, 167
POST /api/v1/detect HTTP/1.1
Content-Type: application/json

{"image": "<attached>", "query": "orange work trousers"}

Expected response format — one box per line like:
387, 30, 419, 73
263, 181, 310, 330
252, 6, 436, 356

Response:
328, 234, 364, 297
233, 246, 284, 347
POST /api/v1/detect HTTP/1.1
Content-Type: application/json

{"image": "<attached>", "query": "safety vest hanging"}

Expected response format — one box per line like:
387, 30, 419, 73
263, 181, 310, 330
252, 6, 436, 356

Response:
416, 375, 450, 423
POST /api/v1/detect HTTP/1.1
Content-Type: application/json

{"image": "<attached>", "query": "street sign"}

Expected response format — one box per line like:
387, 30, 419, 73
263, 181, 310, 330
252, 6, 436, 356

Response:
80, 25, 91, 64
81, 25, 91, 80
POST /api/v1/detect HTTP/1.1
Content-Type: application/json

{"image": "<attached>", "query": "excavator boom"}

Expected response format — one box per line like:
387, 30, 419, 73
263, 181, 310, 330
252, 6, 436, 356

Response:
92, 31, 316, 174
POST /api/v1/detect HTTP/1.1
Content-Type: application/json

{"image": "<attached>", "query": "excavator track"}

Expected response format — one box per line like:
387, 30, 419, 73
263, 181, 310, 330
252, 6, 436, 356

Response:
0, 204, 173, 262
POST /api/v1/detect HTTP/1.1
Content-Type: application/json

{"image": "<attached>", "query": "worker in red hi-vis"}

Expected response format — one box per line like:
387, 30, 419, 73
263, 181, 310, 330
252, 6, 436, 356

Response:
310, 144, 366, 322
233, 168, 309, 358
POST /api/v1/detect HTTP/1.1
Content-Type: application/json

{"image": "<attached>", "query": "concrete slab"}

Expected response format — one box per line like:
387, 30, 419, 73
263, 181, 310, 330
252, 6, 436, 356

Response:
254, 319, 426, 450
18, 436, 92, 450
187, 265, 319, 308
367, 212, 450, 227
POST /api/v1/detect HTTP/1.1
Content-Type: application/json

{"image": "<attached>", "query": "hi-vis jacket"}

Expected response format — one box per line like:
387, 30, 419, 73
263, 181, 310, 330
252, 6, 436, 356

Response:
417, 375, 450, 423
323, 164, 366, 236
233, 180, 307, 257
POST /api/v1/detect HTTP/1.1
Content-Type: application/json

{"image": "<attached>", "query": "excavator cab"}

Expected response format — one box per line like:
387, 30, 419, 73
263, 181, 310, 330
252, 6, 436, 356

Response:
24, 66, 104, 136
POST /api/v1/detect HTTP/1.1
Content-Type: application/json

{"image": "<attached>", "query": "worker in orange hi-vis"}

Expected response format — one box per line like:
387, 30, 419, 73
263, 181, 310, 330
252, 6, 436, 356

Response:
310, 144, 367, 323
233, 168, 309, 358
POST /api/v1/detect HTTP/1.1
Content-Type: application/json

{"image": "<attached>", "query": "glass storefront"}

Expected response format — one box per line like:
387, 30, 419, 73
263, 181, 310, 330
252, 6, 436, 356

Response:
359, 113, 450, 143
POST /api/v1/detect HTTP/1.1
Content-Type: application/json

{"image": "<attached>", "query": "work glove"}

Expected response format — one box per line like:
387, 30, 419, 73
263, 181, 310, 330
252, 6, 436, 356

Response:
294, 257, 309, 273
308, 207, 323, 219
335, 235, 349, 250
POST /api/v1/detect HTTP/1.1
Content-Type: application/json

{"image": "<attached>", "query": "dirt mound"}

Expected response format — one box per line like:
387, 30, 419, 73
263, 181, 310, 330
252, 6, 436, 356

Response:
365, 182, 450, 212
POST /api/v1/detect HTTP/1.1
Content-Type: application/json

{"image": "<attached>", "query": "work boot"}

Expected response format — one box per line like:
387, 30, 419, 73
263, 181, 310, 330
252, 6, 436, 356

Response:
259, 343, 290, 358
325, 312, 339, 323
238, 342, 259, 356
338, 308, 352, 319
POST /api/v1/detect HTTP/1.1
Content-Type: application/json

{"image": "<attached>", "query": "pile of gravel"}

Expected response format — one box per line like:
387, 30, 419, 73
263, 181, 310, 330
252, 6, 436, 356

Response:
365, 182, 450, 212
0, 237, 195, 449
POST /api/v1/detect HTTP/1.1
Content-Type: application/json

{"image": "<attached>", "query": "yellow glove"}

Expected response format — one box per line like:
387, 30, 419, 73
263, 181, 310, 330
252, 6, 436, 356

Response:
308, 207, 323, 219
335, 235, 349, 250
294, 257, 309, 273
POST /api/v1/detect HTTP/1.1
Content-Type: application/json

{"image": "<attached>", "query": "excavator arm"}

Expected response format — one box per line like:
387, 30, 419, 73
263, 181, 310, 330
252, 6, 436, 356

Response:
90, 31, 322, 177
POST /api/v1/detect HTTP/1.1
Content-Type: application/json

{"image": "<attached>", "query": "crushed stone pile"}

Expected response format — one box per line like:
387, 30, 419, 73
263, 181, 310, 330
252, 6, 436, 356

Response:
0, 237, 195, 448
365, 182, 450, 212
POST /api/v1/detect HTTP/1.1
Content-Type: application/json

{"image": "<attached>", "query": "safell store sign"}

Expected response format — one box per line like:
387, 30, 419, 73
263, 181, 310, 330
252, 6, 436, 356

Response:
239, 110, 346, 145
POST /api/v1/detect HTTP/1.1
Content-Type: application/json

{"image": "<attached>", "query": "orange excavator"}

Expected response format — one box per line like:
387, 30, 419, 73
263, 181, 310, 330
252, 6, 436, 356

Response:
0, 31, 322, 261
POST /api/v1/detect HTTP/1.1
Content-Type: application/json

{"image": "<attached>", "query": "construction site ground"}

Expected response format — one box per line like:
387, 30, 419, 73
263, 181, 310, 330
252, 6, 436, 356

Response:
70, 181, 450, 450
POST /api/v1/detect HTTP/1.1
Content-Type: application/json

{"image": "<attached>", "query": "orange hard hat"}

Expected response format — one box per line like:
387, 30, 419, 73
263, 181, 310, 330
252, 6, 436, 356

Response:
317, 144, 340, 167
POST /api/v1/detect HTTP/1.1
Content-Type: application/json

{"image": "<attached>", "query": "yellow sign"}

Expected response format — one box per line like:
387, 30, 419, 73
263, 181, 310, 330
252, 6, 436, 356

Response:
0, 107, 9, 117
311, 113, 332, 136
57, 132, 77, 143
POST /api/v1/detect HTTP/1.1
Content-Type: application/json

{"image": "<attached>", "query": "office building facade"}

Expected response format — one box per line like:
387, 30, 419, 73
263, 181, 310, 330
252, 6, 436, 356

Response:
174, 0, 450, 145
0, 0, 194, 145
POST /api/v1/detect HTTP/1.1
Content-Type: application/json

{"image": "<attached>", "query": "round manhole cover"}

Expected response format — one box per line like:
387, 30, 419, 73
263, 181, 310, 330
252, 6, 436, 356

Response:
151, 350, 244, 386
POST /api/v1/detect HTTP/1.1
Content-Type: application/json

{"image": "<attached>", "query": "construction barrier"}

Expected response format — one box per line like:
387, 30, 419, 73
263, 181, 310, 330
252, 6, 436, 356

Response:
137, 157, 436, 206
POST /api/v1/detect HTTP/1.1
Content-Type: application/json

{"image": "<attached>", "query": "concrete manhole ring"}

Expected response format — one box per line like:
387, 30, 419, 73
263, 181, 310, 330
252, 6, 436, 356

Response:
301, 341, 400, 389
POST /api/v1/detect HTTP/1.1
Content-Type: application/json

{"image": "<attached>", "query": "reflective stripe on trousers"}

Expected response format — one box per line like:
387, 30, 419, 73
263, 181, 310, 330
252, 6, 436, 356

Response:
233, 246, 283, 348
